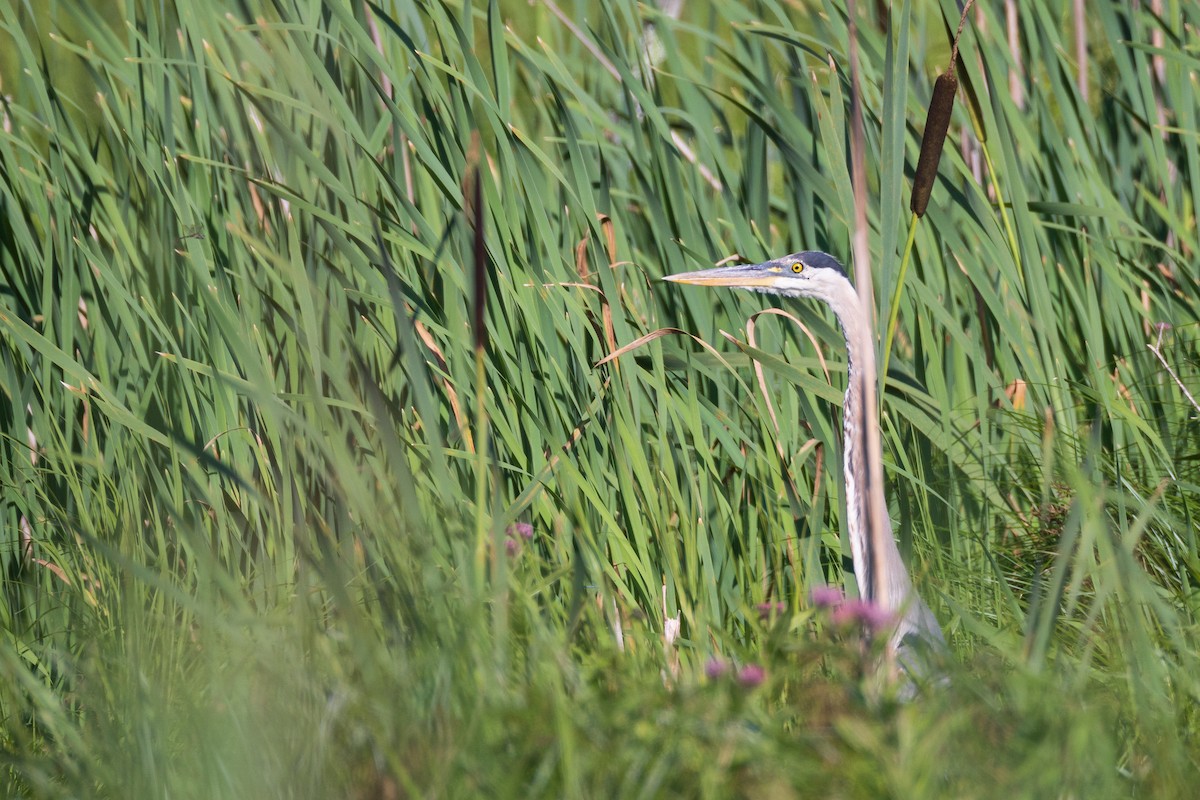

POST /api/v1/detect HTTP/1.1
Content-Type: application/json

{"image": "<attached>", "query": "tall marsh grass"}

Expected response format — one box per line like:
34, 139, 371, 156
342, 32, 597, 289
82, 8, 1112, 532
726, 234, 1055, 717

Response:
1, 0, 1199, 796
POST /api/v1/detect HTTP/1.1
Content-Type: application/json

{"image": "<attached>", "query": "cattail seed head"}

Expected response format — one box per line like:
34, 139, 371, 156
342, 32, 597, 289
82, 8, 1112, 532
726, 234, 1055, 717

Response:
910, 71, 958, 217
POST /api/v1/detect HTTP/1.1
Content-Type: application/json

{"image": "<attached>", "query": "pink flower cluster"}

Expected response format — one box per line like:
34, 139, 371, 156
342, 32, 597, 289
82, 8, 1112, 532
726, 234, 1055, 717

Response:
754, 601, 786, 620
503, 522, 535, 556
703, 657, 766, 688
809, 586, 894, 634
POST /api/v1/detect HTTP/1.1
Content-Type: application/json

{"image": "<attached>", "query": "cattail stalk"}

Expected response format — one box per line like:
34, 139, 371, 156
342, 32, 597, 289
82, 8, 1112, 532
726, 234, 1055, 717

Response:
467, 133, 492, 590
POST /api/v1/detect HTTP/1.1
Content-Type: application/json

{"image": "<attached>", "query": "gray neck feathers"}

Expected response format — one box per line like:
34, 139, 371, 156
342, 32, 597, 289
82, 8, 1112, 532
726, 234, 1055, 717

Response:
824, 273, 945, 669
825, 280, 912, 611
829, 283, 877, 604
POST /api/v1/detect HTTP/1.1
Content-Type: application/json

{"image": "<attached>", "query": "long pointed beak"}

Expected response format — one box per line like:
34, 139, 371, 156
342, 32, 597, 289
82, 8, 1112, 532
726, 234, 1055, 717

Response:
663, 261, 784, 289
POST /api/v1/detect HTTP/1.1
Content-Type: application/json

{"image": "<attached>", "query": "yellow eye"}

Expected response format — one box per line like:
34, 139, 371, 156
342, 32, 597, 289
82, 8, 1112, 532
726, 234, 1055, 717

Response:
792, 263, 804, 273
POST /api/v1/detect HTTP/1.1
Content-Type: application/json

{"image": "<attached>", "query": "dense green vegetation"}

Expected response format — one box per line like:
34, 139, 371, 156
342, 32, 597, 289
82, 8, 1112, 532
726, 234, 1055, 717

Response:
2, 0, 1199, 796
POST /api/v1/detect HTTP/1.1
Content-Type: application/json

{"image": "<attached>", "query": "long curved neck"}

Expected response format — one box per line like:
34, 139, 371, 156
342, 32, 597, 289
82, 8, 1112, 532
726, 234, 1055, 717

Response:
824, 280, 912, 611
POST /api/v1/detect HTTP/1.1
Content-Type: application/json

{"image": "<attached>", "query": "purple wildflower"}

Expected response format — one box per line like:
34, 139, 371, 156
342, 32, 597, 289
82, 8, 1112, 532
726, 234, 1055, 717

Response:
507, 522, 535, 540
830, 599, 894, 633
857, 603, 895, 632
504, 536, 519, 557
736, 664, 767, 688
755, 601, 787, 620
810, 585, 844, 609
704, 657, 730, 680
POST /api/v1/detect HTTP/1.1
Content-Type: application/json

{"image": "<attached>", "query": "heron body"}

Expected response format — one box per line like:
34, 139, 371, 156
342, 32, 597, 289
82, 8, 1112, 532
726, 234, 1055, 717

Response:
666, 252, 944, 682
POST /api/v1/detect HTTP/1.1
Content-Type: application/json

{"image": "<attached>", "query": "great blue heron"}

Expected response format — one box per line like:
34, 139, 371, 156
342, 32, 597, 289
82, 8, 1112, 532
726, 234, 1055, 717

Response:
666, 251, 945, 683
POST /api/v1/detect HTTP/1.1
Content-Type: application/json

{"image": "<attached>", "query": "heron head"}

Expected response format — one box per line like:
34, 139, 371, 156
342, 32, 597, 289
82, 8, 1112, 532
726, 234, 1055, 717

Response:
663, 251, 848, 300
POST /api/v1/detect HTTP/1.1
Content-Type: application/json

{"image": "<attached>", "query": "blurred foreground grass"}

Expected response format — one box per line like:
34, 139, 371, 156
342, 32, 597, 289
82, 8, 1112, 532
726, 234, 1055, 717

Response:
2, 0, 1200, 796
